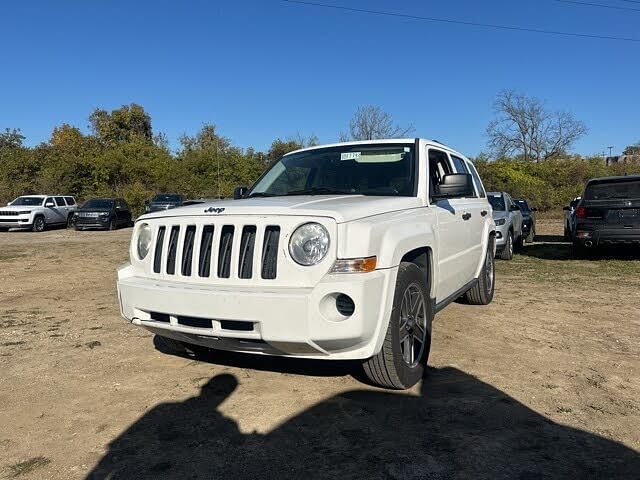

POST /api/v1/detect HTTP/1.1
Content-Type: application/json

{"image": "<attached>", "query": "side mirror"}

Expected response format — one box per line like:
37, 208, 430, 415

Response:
45, 201, 55, 208
234, 186, 248, 200
432, 174, 474, 200
509, 205, 521, 212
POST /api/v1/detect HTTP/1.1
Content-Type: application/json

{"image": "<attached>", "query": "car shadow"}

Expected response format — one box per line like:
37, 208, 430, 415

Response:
86, 367, 639, 479
519, 235, 640, 261
154, 335, 362, 379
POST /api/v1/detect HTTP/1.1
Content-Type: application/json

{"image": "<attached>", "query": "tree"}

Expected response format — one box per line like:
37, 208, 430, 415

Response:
623, 143, 640, 156
486, 90, 587, 162
341, 105, 414, 141
267, 134, 318, 164
89, 103, 153, 144
0, 128, 25, 149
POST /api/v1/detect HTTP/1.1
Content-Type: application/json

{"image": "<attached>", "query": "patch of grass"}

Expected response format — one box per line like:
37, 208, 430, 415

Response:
9, 457, 51, 477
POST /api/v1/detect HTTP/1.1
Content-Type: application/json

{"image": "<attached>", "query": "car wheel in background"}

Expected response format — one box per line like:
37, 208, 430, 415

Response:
515, 233, 524, 250
66, 215, 74, 229
465, 237, 495, 305
32, 215, 46, 232
362, 262, 432, 390
109, 218, 116, 231
498, 231, 513, 260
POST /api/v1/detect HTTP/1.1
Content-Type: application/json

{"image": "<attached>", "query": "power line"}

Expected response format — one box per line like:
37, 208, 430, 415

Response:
555, 0, 640, 12
281, 0, 640, 43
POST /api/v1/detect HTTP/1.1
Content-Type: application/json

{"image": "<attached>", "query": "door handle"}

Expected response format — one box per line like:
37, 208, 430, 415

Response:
462, 213, 472, 221
481, 210, 488, 217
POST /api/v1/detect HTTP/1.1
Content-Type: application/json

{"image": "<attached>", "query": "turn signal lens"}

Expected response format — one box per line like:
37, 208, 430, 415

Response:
330, 256, 377, 274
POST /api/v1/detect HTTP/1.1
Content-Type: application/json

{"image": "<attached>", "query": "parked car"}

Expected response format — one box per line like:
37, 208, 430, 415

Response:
514, 198, 537, 243
144, 193, 184, 213
572, 175, 640, 255
563, 196, 581, 240
117, 139, 497, 390
0, 195, 77, 232
487, 192, 523, 260
74, 198, 132, 230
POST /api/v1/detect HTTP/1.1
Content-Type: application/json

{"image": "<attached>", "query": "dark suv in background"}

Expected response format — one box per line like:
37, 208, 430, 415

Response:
573, 175, 640, 254
74, 198, 132, 230
514, 198, 537, 243
144, 193, 184, 213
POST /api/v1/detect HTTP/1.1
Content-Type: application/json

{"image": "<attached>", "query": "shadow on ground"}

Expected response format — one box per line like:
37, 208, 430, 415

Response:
86, 367, 639, 479
519, 236, 640, 261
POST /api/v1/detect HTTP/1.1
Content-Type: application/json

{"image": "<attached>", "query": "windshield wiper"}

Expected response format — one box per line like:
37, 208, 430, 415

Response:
285, 187, 354, 196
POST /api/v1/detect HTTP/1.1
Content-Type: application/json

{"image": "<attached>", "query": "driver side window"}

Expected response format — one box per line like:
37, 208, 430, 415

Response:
428, 149, 453, 197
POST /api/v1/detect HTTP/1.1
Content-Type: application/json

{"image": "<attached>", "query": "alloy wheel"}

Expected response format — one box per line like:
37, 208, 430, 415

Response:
398, 283, 427, 368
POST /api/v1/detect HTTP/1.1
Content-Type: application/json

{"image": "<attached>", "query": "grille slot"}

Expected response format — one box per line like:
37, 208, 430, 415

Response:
153, 226, 166, 273
261, 226, 280, 279
166, 226, 180, 275
181, 225, 196, 276
217, 225, 235, 278
238, 226, 257, 279
198, 225, 215, 277
177, 316, 212, 329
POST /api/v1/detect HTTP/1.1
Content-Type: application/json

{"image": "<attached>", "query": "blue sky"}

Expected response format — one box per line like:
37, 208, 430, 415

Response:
1, 0, 638, 156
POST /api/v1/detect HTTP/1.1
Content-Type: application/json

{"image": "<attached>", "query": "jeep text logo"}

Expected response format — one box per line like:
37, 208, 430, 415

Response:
204, 207, 225, 214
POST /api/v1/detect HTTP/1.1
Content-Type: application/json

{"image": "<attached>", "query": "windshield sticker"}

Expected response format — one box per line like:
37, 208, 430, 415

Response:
340, 152, 361, 161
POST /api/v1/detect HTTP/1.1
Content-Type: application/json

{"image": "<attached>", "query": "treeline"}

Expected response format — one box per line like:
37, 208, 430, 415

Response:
1, 103, 638, 216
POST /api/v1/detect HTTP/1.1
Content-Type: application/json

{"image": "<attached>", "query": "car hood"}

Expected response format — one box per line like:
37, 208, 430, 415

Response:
492, 211, 508, 221
139, 195, 423, 223
77, 208, 112, 213
0, 205, 36, 212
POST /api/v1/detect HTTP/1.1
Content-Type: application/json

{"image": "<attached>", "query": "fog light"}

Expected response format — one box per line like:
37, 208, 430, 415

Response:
496, 231, 502, 239
335, 294, 355, 317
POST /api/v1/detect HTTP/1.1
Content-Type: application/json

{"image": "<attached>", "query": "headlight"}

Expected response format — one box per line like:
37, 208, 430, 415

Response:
289, 222, 330, 266
18, 210, 31, 215
495, 218, 506, 226
136, 223, 152, 260
99, 212, 109, 216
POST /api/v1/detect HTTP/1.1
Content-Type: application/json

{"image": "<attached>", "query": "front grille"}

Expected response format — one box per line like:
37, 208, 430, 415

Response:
152, 223, 281, 280
0, 211, 22, 216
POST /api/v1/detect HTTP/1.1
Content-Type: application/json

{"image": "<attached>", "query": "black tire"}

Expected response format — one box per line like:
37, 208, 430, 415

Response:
66, 214, 74, 229
108, 218, 116, 231
498, 231, 513, 260
32, 215, 46, 232
465, 237, 495, 305
362, 262, 432, 390
515, 233, 524, 250
573, 242, 592, 259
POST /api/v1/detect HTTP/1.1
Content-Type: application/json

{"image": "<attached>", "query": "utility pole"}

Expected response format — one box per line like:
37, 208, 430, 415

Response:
608, 146, 613, 158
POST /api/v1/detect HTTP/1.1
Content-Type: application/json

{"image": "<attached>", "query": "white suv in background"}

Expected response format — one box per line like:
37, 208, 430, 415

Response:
118, 139, 496, 389
0, 195, 77, 232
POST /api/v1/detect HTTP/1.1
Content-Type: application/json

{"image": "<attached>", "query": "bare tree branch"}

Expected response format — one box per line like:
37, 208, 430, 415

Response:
342, 105, 414, 141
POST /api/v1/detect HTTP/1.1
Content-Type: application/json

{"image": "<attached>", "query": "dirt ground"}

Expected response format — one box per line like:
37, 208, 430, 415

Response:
0, 220, 638, 479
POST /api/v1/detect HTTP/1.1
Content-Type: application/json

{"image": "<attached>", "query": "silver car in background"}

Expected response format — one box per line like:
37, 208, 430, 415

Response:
487, 192, 523, 260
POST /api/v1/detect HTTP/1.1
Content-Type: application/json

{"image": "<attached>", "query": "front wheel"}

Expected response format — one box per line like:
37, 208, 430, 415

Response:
465, 237, 495, 305
362, 262, 432, 390
498, 231, 513, 260
32, 215, 46, 232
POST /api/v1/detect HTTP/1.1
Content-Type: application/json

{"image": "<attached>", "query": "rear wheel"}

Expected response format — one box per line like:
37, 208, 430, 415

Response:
66, 214, 74, 229
465, 238, 495, 305
108, 218, 116, 230
498, 231, 513, 260
32, 215, 46, 232
362, 262, 432, 390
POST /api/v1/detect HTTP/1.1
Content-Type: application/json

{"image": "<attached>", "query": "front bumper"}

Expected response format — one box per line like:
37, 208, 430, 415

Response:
0, 217, 32, 229
117, 265, 397, 360
74, 216, 111, 228
494, 223, 509, 247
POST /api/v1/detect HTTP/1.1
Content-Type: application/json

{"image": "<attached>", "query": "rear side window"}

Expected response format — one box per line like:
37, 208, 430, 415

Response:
467, 163, 486, 198
64, 196, 76, 205
451, 155, 469, 174
54, 197, 67, 206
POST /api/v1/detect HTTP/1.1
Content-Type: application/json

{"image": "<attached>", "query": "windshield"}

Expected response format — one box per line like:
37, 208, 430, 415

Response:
83, 199, 114, 209
515, 199, 529, 212
152, 194, 182, 203
10, 197, 44, 206
488, 194, 506, 211
584, 180, 640, 200
249, 143, 416, 197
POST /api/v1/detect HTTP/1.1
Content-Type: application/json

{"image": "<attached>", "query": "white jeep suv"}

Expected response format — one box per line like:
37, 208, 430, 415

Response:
117, 139, 496, 389
0, 195, 77, 232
